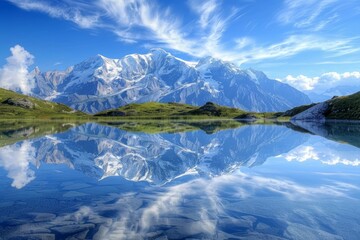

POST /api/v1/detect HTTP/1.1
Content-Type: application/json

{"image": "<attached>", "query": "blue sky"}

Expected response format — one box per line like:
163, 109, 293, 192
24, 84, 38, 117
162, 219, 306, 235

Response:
1, 0, 360, 90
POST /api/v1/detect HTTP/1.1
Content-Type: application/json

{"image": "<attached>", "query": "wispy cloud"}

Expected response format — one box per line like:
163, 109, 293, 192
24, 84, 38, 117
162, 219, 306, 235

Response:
98, 0, 195, 51
277, 0, 340, 31
315, 60, 360, 65
0, 45, 35, 94
99, 172, 355, 239
7, 0, 100, 28
188, 0, 219, 29
229, 35, 358, 64
6, 0, 360, 65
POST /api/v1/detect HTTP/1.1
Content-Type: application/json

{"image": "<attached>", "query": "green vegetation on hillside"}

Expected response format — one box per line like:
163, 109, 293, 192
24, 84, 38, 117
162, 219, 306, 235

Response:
0, 88, 86, 119
184, 102, 246, 117
13, 87, 360, 122
288, 91, 360, 121
95, 102, 197, 118
282, 103, 317, 117
325, 92, 360, 120
0, 88, 292, 121
95, 102, 249, 119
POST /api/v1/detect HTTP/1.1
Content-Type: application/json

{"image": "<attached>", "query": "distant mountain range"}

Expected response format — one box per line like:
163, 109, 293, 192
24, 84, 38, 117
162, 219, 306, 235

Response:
305, 85, 360, 102
30, 49, 311, 113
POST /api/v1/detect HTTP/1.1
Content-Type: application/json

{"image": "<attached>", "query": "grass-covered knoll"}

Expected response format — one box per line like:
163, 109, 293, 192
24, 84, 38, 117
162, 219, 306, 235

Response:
0, 120, 76, 147
95, 102, 197, 118
101, 119, 246, 134
0, 88, 86, 119
95, 102, 247, 119
325, 92, 360, 120
183, 102, 246, 118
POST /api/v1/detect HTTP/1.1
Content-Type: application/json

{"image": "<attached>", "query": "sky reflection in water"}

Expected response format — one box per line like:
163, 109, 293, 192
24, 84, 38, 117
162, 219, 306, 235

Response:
0, 121, 359, 239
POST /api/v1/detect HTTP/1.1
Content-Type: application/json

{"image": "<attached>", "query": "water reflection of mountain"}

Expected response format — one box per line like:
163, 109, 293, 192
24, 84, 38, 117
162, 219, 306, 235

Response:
0, 123, 309, 186
102, 120, 245, 134
0, 121, 75, 147
291, 121, 360, 148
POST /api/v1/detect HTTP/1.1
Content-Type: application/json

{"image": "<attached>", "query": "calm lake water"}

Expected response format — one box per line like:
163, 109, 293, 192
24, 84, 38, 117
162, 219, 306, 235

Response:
0, 121, 359, 239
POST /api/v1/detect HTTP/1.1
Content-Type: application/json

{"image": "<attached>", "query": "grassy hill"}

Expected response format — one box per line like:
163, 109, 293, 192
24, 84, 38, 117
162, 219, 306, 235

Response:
289, 91, 360, 121
325, 92, 360, 120
281, 103, 317, 117
0, 88, 86, 119
95, 102, 247, 119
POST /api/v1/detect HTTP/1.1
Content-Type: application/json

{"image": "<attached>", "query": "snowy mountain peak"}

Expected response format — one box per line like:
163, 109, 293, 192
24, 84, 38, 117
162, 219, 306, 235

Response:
149, 48, 170, 56
148, 48, 173, 64
33, 66, 41, 74
196, 56, 238, 72
73, 55, 107, 72
245, 68, 267, 84
28, 49, 311, 113
96, 53, 106, 59
196, 56, 218, 66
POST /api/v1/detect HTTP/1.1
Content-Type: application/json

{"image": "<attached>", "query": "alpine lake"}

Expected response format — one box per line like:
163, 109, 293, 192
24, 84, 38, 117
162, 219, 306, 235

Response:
0, 120, 359, 239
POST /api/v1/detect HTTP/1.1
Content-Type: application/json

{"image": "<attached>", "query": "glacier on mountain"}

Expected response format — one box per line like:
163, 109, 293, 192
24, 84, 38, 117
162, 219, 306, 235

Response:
30, 49, 311, 113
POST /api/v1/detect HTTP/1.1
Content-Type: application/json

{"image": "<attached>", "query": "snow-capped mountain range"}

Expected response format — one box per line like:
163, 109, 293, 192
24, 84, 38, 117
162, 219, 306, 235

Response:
30, 49, 311, 113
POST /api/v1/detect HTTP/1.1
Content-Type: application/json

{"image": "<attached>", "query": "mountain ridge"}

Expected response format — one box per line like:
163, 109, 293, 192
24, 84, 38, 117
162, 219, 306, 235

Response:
29, 49, 311, 113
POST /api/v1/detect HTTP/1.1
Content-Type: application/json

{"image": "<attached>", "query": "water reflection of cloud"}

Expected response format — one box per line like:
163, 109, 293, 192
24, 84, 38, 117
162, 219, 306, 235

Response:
97, 172, 357, 239
0, 142, 35, 189
2, 170, 358, 239
280, 140, 360, 166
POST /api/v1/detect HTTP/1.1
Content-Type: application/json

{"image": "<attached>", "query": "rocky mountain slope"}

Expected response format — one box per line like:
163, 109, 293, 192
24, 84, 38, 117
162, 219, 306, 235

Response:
30, 49, 311, 113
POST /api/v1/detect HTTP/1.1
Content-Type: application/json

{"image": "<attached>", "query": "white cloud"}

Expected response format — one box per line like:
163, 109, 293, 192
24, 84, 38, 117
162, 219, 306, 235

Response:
98, 0, 196, 51
188, 0, 219, 29
98, 0, 241, 59
277, 0, 340, 30
315, 60, 360, 65
235, 37, 254, 50
0, 45, 35, 94
278, 71, 360, 92
0, 142, 36, 189
233, 35, 358, 64
8, 0, 100, 28
6, 0, 360, 65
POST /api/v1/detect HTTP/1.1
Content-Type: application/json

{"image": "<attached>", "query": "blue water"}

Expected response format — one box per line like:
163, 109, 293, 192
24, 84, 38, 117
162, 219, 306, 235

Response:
0, 121, 359, 239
